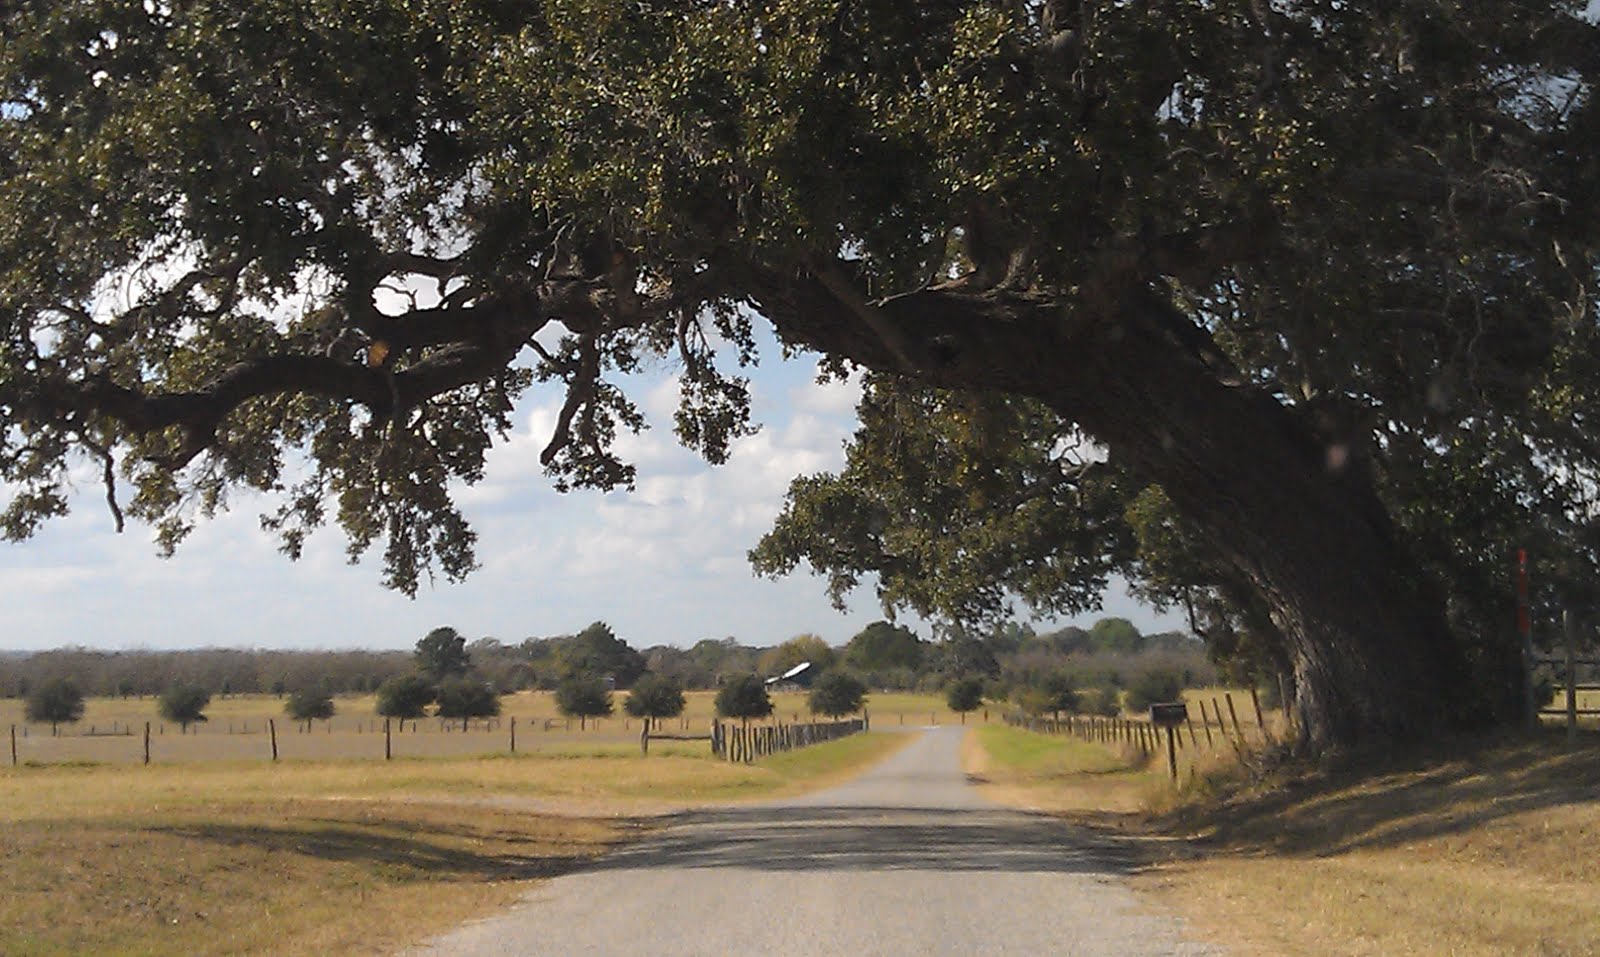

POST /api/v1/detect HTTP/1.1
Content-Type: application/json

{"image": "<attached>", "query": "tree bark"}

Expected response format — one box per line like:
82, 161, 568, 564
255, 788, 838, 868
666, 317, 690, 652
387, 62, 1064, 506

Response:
756, 274, 1505, 752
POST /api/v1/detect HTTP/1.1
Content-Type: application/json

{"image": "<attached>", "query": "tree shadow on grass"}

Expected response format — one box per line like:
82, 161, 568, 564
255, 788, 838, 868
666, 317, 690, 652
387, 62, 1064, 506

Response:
1184, 732, 1600, 858
151, 819, 600, 882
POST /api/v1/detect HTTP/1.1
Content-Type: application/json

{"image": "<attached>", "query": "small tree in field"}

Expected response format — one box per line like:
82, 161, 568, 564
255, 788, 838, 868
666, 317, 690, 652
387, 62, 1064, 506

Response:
555, 676, 613, 730
435, 677, 502, 720
807, 672, 866, 719
376, 673, 435, 720
159, 684, 211, 733
715, 675, 773, 725
285, 688, 335, 723
1125, 668, 1185, 712
624, 673, 686, 732
25, 677, 84, 734
946, 677, 984, 724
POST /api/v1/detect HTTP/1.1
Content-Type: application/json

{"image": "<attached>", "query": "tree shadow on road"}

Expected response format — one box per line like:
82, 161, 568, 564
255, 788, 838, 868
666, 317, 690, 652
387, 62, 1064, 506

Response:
586, 804, 1146, 875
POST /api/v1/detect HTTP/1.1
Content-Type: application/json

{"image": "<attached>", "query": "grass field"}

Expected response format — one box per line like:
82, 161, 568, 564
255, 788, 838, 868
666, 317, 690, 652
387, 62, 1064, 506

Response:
0, 690, 971, 766
968, 721, 1600, 957
0, 730, 911, 956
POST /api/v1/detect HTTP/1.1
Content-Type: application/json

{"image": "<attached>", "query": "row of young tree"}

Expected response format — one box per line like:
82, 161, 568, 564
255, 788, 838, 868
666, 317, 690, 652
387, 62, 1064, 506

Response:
21, 677, 213, 733
4, 616, 1213, 730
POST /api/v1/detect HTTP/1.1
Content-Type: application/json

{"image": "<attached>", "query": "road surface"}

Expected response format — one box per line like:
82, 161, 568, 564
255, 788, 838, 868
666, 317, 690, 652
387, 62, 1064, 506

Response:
403, 726, 1222, 956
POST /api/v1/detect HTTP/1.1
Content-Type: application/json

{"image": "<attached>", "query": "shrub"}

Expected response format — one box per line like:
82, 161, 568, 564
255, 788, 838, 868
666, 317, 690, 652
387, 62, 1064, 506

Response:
1078, 686, 1123, 717
284, 688, 335, 722
25, 677, 84, 732
624, 673, 687, 730
555, 676, 613, 728
376, 673, 435, 719
946, 677, 984, 715
1125, 668, 1185, 712
808, 671, 867, 718
715, 675, 773, 722
159, 684, 212, 731
435, 677, 502, 719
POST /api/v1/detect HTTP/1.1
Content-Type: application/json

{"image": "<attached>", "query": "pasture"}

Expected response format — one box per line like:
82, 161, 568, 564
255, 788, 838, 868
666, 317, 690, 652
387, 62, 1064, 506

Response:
0, 690, 970, 767
0, 730, 912, 957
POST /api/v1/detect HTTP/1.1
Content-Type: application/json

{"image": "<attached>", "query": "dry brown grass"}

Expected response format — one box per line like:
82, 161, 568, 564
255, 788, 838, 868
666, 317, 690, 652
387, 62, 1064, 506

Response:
1142, 734, 1600, 957
0, 798, 623, 957
968, 723, 1600, 956
0, 731, 909, 955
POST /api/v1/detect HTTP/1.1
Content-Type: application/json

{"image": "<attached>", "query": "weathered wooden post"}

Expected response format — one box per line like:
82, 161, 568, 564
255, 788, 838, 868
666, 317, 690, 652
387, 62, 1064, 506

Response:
1566, 609, 1580, 741
510, 716, 517, 754
1224, 693, 1243, 738
1249, 687, 1267, 740
384, 718, 392, 761
11, 724, 17, 766
1151, 704, 1188, 781
143, 721, 150, 766
269, 718, 278, 762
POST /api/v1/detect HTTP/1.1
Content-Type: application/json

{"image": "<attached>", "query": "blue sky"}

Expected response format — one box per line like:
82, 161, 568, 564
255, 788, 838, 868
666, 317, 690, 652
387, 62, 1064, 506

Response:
0, 326, 1183, 653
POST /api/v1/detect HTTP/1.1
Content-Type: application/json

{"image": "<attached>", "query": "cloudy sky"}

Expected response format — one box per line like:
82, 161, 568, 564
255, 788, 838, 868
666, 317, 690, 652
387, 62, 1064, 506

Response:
0, 324, 1183, 654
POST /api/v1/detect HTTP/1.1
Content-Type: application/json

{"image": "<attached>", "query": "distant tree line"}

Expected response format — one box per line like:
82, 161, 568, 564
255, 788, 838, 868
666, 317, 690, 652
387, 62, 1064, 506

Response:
0, 616, 1218, 725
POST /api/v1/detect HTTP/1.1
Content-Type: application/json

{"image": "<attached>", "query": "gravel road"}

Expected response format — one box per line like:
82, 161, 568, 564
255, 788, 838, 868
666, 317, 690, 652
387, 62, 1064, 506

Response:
403, 727, 1223, 956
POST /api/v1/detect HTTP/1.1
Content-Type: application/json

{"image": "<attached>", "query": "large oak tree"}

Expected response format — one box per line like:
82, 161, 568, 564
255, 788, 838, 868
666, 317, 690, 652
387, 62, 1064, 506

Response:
2, 2, 1597, 750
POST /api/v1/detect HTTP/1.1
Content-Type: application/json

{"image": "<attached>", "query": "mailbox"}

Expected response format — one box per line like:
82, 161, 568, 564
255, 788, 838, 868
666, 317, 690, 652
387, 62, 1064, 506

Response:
1149, 702, 1188, 728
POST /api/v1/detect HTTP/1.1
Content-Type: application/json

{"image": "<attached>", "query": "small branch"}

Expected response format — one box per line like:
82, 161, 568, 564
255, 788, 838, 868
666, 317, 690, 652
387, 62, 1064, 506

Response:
78, 435, 125, 533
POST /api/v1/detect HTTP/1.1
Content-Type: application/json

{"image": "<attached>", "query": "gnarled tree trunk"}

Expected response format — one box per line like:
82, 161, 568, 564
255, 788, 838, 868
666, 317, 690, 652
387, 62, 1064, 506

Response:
758, 273, 1508, 752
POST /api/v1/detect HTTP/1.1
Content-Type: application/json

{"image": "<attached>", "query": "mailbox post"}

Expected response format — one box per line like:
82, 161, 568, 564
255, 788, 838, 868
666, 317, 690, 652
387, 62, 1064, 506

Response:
1150, 703, 1189, 780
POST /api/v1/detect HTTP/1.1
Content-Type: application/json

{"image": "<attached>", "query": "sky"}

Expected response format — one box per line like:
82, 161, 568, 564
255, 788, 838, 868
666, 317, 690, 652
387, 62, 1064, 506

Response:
0, 327, 1184, 653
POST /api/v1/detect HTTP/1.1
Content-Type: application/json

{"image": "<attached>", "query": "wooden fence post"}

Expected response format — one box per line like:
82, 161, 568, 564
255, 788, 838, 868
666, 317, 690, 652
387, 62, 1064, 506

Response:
1566, 609, 1579, 741
384, 719, 392, 760
1250, 686, 1267, 740
1166, 725, 1178, 780
1225, 693, 1243, 738
1199, 701, 1215, 746
11, 723, 17, 766
143, 721, 150, 765
269, 719, 278, 762
510, 716, 517, 754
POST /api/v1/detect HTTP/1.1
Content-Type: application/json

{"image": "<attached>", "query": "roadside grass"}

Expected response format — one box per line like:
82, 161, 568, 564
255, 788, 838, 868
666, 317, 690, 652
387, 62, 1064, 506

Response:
0, 731, 908, 956
968, 722, 1600, 957
963, 724, 1153, 816
1141, 732, 1600, 957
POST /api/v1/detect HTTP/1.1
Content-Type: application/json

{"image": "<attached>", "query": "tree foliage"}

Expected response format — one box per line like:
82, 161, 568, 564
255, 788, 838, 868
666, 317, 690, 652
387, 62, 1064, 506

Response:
1124, 668, 1185, 713
284, 687, 335, 722
624, 672, 686, 729
757, 634, 836, 679
158, 684, 211, 730
715, 675, 774, 723
2, 1, 1597, 748
553, 622, 646, 687
843, 621, 926, 674
413, 627, 471, 681
434, 676, 501, 719
554, 676, 614, 723
807, 671, 867, 718
24, 676, 83, 730
946, 677, 984, 715
375, 673, 435, 719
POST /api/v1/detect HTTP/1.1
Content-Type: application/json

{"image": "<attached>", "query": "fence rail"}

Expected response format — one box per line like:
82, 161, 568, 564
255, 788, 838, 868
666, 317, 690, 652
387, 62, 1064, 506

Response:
7, 709, 872, 768
706, 717, 867, 763
1004, 689, 1278, 769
